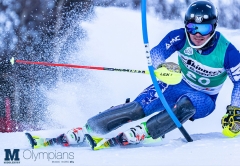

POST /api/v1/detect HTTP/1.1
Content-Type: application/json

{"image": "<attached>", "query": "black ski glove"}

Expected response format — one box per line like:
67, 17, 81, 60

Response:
221, 105, 240, 137
157, 62, 181, 73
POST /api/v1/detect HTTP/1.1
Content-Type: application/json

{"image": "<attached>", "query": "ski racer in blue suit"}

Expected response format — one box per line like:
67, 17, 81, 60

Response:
33, 1, 240, 148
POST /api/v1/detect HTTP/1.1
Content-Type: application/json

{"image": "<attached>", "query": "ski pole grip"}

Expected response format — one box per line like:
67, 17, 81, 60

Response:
179, 126, 193, 142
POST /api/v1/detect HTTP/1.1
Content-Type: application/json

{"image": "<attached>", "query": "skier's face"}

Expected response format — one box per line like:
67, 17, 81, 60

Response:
189, 33, 211, 46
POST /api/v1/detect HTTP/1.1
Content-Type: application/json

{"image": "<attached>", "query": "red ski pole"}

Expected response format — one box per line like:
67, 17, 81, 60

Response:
13, 58, 182, 85
15, 59, 146, 74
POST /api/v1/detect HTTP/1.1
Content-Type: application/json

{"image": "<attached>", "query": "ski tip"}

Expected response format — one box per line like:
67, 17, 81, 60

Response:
25, 133, 36, 149
84, 134, 96, 150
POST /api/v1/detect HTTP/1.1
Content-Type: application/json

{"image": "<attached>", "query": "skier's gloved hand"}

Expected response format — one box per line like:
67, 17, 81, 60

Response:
221, 105, 240, 138
157, 62, 181, 73
151, 62, 182, 85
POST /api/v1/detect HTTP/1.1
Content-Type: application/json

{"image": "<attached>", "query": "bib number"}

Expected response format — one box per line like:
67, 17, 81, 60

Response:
186, 71, 210, 86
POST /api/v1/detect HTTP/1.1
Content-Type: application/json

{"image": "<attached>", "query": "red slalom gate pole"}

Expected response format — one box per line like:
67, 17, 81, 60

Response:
5, 97, 12, 132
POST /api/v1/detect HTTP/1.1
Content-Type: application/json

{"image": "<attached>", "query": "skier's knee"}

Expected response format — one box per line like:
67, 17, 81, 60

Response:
86, 101, 145, 134
146, 96, 196, 139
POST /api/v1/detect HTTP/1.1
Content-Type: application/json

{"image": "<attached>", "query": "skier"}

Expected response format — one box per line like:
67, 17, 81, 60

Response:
29, 0, 240, 148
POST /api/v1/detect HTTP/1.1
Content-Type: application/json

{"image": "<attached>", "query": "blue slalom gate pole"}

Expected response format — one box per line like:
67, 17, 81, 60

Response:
141, 0, 193, 142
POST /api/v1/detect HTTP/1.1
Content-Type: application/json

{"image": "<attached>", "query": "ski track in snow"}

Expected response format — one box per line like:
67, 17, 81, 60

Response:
1, 7, 240, 166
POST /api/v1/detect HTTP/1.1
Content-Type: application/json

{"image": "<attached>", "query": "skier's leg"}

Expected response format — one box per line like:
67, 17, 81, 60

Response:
146, 96, 195, 139
86, 101, 145, 134
57, 102, 145, 146
115, 96, 195, 145
57, 101, 145, 146
147, 91, 216, 139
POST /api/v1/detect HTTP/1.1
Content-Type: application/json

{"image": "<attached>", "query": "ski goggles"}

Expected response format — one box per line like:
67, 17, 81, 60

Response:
186, 23, 214, 36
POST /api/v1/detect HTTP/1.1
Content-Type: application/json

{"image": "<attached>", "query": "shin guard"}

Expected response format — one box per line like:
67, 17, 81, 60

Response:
146, 96, 196, 139
86, 101, 145, 134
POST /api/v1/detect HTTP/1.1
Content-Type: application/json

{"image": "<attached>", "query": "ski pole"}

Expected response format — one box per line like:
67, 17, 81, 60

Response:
15, 59, 146, 74
13, 58, 182, 85
141, 0, 193, 142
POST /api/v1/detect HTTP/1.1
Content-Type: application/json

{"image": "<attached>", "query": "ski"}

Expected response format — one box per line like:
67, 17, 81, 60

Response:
25, 133, 49, 149
84, 133, 162, 151
25, 132, 70, 149
26, 132, 162, 150
25, 132, 111, 149
85, 134, 119, 150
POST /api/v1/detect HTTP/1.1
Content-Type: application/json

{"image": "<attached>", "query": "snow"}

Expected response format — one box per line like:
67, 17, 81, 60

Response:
1, 7, 240, 166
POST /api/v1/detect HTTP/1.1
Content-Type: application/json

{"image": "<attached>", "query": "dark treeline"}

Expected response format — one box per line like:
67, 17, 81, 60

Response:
0, 0, 238, 131
0, 0, 94, 131
92, 0, 240, 29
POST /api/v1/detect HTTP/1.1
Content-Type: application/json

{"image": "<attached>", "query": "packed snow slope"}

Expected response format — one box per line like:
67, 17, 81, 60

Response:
1, 7, 240, 166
